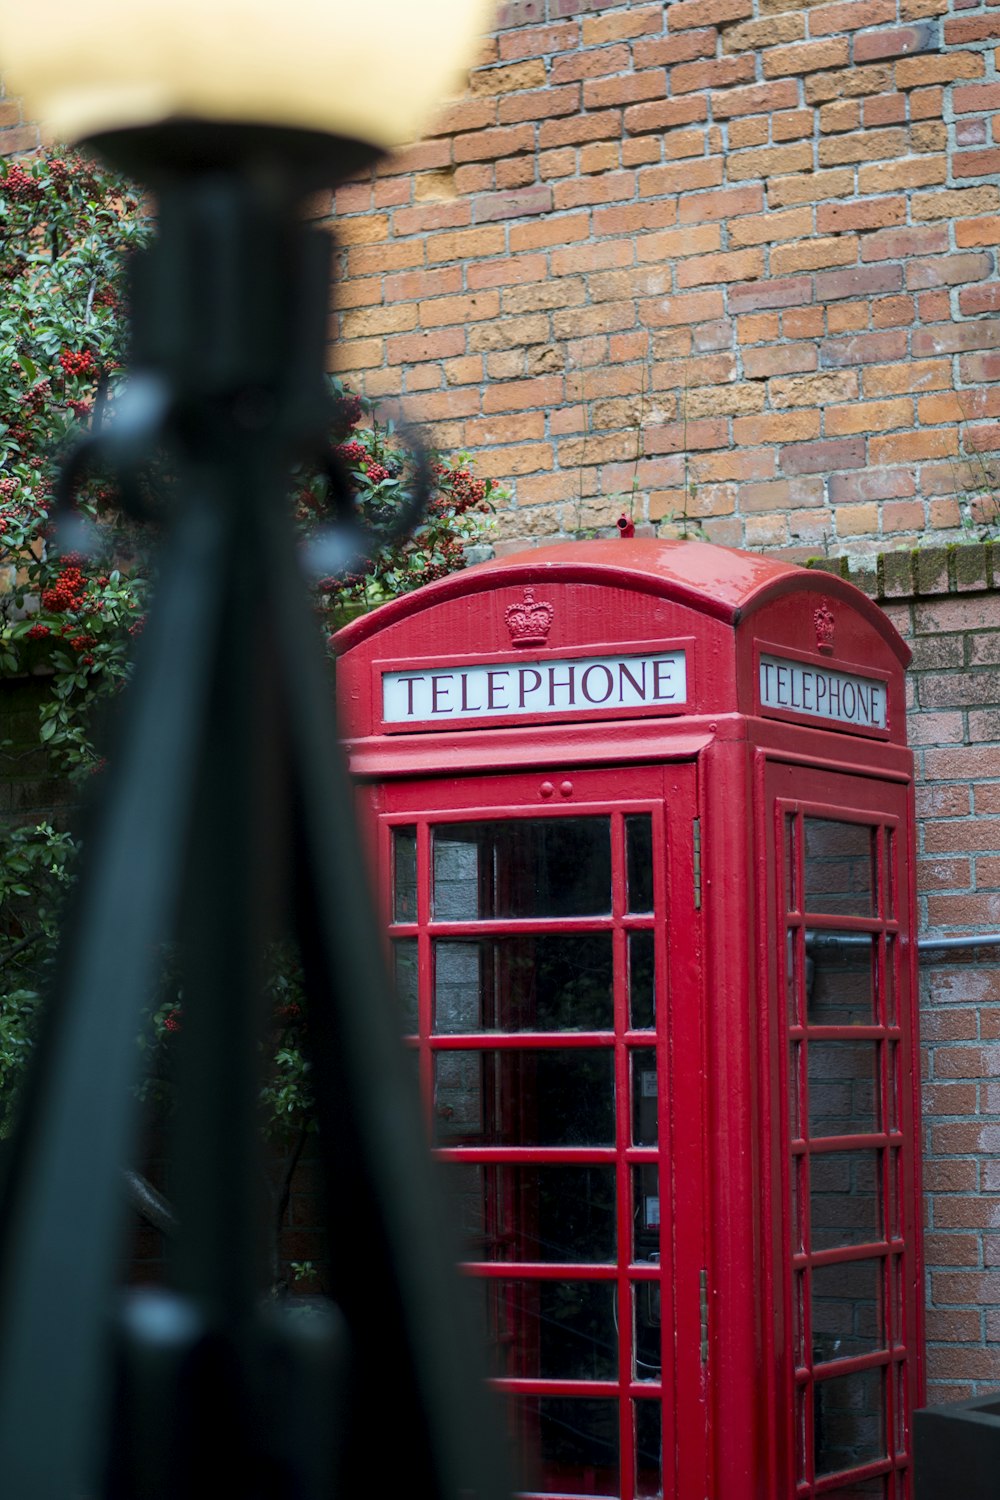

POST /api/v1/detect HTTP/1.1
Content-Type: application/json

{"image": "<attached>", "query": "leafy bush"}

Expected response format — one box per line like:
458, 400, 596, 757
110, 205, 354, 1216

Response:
0, 148, 502, 1154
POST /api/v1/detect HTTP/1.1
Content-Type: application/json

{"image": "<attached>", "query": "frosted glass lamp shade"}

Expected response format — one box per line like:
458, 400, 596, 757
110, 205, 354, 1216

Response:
0, 0, 495, 151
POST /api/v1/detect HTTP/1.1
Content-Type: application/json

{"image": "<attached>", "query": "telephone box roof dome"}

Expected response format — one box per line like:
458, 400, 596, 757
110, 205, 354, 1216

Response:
335, 539, 908, 665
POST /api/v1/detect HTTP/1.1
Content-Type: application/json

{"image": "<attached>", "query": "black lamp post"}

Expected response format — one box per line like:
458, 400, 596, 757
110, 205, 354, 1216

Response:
0, 7, 509, 1498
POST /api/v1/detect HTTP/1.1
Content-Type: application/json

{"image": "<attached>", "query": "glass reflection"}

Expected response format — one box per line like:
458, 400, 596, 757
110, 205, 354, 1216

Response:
804, 818, 875, 917
812, 1257, 886, 1363
432, 932, 614, 1033
808, 1040, 880, 1137
432, 818, 612, 920
433, 1048, 615, 1147
515, 1396, 620, 1498
483, 1279, 617, 1381
632, 1049, 658, 1146
392, 824, 418, 922
814, 1365, 885, 1477
635, 1401, 663, 1498
806, 934, 876, 1026
393, 938, 418, 1034
626, 815, 654, 913
810, 1149, 883, 1251
629, 932, 656, 1030
446, 1163, 617, 1263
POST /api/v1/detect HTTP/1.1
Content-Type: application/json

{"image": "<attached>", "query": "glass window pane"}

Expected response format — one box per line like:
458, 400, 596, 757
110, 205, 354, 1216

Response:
433, 933, 614, 1034
793, 1269, 806, 1367
393, 938, 418, 1034
808, 1040, 880, 1137
633, 1164, 660, 1263
789, 1041, 803, 1141
433, 1048, 615, 1147
629, 932, 656, 1030
632, 1048, 658, 1147
392, 825, 417, 922
812, 1257, 886, 1364
819, 1480, 887, 1499
804, 818, 875, 917
791, 1155, 804, 1255
626, 814, 654, 912
432, 818, 612, 920
633, 1282, 661, 1381
481, 1279, 617, 1381
811, 1149, 884, 1251
515, 1396, 620, 1497
814, 1365, 885, 1477
635, 1400, 662, 1498
806, 933, 877, 1026
786, 812, 799, 913
446, 1163, 617, 1263
788, 928, 802, 1028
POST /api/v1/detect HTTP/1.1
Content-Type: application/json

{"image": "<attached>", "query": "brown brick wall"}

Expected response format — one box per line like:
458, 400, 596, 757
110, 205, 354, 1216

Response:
310, 0, 1000, 559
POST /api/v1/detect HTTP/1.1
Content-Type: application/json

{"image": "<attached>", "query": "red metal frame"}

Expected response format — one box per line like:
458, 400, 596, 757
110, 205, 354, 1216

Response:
336, 539, 924, 1500
376, 766, 707, 1500
758, 763, 924, 1500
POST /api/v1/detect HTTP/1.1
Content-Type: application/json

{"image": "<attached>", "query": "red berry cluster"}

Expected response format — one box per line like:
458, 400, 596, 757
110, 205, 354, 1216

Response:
335, 440, 366, 467
164, 1009, 182, 1033
67, 399, 92, 420
363, 461, 390, 485
2, 163, 42, 202
333, 393, 363, 430
448, 468, 488, 514
26, 624, 51, 640
41, 565, 87, 613
67, 632, 96, 652
58, 349, 95, 379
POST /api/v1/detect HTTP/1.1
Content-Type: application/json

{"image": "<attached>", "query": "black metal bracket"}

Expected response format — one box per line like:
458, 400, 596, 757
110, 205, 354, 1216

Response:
0, 124, 510, 1500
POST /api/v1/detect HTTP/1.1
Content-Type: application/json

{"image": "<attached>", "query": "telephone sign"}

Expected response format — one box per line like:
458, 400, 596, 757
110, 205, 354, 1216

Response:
383, 648, 687, 724
336, 540, 925, 1500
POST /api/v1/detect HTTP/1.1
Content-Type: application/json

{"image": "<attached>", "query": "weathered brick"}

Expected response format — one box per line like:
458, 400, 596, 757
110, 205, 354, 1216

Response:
469, 59, 547, 96
896, 52, 985, 88
808, 0, 896, 35
584, 68, 668, 109
817, 196, 906, 233
815, 264, 904, 301
854, 22, 938, 61
780, 436, 867, 473
709, 80, 800, 118
764, 37, 850, 75
671, 55, 758, 93
860, 224, 949, 261
767, 168, 856, 206
804, 63, 893, 103
538, 110, 621, 148
624, 96, 709, 134
771, 236, 858, 274
582, 5, 664, 44
666, 0, 753, 28
818, 126, 909, 165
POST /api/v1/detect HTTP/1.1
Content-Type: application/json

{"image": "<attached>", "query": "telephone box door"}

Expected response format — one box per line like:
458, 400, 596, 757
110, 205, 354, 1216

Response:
374, 761, 707, 1500
762, 760, 922, 1500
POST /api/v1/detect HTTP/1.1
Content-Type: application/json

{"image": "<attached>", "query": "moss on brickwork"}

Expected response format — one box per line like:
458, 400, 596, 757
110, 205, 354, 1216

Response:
807, 543, 999, 604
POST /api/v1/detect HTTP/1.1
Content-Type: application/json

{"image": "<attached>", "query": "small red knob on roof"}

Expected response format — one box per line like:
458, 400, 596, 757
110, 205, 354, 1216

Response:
616, 514, 635, 538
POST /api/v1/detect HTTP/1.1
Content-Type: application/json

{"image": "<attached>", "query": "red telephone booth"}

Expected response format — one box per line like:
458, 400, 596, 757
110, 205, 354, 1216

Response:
334, 540, 924, 1500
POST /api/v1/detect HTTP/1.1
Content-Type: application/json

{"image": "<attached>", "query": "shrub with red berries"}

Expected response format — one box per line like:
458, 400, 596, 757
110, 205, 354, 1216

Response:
0, 151, 506, 1161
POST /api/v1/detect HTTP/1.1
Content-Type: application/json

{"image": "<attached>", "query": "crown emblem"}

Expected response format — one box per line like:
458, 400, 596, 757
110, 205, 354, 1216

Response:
814, 600, 835, 655
505, 586, 554, 649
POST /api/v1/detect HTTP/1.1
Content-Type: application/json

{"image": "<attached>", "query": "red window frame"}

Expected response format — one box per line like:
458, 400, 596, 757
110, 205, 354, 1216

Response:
763, 762, 923, 1500
376, 764, 706, 1500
